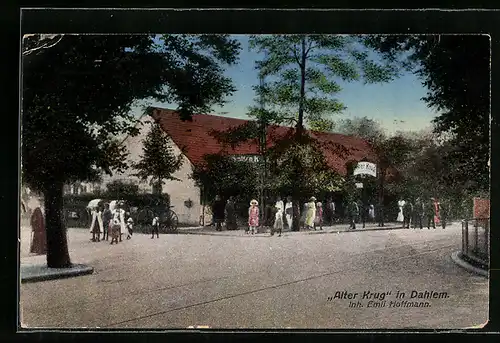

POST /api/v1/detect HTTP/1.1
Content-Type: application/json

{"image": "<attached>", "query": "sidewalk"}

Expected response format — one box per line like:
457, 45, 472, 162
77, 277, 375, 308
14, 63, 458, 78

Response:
177, 222, 410, 236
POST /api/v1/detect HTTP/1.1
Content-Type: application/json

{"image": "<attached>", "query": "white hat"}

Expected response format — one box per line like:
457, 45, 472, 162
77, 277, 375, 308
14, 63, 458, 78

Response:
310, 196, 317, 202
250, 199, 258, 206
316, 202, 322, 206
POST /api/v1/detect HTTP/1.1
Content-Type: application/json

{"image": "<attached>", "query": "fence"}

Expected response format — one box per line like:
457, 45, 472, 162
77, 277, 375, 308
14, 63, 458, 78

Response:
461, 218, 489, 269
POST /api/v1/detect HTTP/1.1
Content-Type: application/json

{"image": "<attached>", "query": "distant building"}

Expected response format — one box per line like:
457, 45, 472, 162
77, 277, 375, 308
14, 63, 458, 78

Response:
76, 107, 384, 226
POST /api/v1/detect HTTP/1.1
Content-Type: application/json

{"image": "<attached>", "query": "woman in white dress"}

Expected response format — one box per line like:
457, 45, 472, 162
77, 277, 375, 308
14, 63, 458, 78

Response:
285, 196, 293, 230
397, 199, 406, 222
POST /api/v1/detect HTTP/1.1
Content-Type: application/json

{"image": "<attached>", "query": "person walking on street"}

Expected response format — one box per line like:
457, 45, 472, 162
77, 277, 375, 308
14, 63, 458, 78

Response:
305, 197, 317, 230
101, 203, 112, 241
368, 204, 375, 223
151, 215, 160, 238
248, 199, 259, 235
89, 203, 104, 242
272, 201, 284, 236
285, 196, 293, 231
225, 196, 238, 231
212, 195, 225, 231
272, 196, 284, 236
315, 202, 323, 230
412, 197, 424, 229
325, 198, 335, 226
425, 197, 436, 229
439, 200, 448, 229
358, 200, 367, 229
403, 200, 413, 229
397, 199, 406, 223
349, 200, 359, 230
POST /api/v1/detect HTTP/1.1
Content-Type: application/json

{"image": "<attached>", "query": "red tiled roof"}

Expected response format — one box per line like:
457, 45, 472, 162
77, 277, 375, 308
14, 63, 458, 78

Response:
151, 107, 379, 176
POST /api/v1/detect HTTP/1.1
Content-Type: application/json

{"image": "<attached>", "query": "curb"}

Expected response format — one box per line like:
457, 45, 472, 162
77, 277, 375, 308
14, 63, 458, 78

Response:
177, 225, 407, 237
21, 263, 94, 283
451, 251, 488, 278
307, 225, 405, 234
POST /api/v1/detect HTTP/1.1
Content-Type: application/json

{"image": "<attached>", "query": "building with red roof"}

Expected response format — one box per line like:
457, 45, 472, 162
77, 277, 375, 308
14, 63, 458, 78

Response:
94, 107, 384, 225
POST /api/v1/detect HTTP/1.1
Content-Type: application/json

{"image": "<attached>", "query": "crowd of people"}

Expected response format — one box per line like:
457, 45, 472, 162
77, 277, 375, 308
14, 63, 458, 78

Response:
88, 200, 162, 244
209, 194, 450, 234
396, 197, 449, 230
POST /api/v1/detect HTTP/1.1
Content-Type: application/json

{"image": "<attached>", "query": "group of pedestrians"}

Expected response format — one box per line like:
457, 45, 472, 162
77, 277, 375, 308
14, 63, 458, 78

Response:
397, 197, 448, 229
88, 200, 134, 244
208, 194, 450, 234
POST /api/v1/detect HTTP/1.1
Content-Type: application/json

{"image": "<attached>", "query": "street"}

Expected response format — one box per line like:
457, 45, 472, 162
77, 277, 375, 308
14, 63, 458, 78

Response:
19, 223, 488, 329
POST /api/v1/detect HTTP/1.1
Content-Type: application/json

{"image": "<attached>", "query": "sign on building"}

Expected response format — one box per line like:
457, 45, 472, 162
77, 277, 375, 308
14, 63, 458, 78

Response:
353, 161, 377, 177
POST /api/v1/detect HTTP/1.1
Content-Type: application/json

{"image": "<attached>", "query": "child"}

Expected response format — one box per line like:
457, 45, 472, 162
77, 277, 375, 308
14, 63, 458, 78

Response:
126, 217, 134, 240
273, 203, 284, 237
315, 202, 323, 230
248, 199, 259, 235
151, 215, 160, 239
110, 210, 122, 245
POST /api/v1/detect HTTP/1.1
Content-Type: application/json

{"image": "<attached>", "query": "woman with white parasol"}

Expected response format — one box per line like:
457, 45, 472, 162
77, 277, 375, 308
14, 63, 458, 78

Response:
87, 199, 104, 242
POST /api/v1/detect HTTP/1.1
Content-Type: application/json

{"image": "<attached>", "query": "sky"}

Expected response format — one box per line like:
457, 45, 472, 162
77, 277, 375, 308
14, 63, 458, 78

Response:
136, 35, 439, 135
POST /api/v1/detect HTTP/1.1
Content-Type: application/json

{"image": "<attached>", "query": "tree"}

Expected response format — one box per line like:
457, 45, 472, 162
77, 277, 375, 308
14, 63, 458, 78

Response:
190, 154, 260, 205
106, 180, 140, 198
22, 34, 240, 268
335, 117, 419, 225
364, 35, 490, 195
133, 122, 183, 195
246, 35, 397, 230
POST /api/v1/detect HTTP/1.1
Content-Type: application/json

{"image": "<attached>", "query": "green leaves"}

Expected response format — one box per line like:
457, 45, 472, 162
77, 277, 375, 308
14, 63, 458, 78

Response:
133, 122, 183, 186
365, 34, 489, 194
250, 35, 396, 131
22, 34, 240, 193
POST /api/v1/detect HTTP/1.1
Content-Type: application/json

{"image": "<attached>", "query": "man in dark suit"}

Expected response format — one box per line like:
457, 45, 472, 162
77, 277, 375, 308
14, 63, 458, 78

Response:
425, 197, 436, 229
412, 197, 424, 229
403, 200, 413, 229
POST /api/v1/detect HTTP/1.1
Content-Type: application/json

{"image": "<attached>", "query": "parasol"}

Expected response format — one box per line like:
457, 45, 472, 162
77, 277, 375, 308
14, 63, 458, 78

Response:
87, 199, 104, 209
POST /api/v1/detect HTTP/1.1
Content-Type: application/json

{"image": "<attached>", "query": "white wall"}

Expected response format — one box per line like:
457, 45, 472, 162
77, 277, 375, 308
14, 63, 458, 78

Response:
99, 115, 202, 226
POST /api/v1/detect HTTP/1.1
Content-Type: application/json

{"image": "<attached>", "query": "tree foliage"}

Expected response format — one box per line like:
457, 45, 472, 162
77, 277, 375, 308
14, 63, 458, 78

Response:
133, 122, 183, 193
190, 154, 260, 204
22, 34, 240, 267
364, 34, 490, 194
105, 180, 140, 197
249, 35, 398, 131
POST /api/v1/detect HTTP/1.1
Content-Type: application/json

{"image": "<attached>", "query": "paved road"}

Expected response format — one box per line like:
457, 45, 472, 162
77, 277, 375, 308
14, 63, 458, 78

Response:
19, 223, 488, 329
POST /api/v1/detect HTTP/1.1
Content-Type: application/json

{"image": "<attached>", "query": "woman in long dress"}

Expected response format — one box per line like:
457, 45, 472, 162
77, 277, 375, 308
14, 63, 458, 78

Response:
305, 197, 317, 230
397, 199, 406, 222
89, 201, 104, 242
314, 202, 323, 230
248, 199, 259, 235
285, 196, 293, 230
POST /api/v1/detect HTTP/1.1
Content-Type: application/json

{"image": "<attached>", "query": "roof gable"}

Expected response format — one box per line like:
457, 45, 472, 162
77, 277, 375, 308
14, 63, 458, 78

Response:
150, 107, 378, 176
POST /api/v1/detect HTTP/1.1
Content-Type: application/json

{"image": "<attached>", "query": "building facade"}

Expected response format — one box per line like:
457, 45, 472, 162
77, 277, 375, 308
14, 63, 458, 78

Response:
69, 107, 382, 226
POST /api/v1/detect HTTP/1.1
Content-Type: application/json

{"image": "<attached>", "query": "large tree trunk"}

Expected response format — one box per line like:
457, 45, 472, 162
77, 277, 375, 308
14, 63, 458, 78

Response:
290, 36, 308, 232
44, 181, 72, 268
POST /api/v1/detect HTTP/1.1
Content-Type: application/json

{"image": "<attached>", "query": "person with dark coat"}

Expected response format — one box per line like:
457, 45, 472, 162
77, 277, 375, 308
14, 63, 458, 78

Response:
348, 200, 360, 230
403, 200, 413, 229
212, 195, 225, 231
224, 196, 238, 230
412, 197, 424, 229
440, 200, 448, 229
324, 198, 335, 226
101, 203, 112, 241
425, 197, 436, 229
